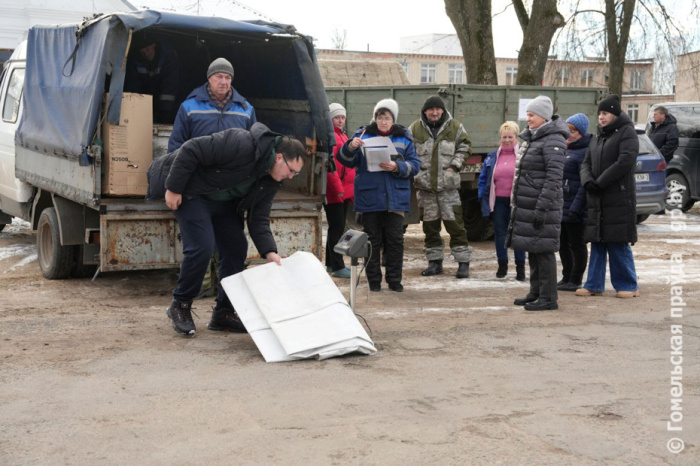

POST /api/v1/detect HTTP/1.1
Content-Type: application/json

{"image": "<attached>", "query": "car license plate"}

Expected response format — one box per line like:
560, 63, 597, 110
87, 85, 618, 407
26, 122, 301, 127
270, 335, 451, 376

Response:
635, 173, 649, 183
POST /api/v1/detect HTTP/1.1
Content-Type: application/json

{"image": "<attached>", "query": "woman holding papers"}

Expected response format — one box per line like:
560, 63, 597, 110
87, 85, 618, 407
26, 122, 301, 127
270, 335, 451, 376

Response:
338, 98, 421, 292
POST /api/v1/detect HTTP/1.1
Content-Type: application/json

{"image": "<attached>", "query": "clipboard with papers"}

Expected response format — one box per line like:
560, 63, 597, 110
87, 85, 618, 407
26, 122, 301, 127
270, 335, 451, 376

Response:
362, 136, 399, 172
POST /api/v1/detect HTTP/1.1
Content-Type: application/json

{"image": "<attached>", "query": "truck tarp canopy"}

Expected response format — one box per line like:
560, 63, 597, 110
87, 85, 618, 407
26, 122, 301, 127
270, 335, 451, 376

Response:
16, 10, 333, 162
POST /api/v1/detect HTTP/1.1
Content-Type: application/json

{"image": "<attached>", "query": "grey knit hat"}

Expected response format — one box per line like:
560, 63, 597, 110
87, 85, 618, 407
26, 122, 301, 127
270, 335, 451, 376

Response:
329, 103, 346, 119
526, 95, 553, 120
207, 58, 234, 79
373, 98, 399, 122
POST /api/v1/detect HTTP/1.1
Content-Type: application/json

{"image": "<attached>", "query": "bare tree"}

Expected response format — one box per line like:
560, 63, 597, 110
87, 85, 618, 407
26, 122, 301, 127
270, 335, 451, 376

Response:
330, 29, 347, 51
513, 0, 566, 85
445, 0, 498, 85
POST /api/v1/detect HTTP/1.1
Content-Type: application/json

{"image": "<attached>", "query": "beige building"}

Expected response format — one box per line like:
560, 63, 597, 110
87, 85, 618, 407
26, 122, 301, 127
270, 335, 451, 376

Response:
675, 50, 700, 102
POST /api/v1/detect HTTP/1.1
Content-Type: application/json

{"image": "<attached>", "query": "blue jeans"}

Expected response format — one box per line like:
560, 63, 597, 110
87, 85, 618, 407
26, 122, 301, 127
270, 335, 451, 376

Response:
583, 242, 638, 292
493, 197, 525, 262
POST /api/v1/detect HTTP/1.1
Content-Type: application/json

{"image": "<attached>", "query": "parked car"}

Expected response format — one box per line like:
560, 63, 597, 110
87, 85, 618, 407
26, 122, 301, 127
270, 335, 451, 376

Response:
634, 130, 667, 223
645, 102, 700, 212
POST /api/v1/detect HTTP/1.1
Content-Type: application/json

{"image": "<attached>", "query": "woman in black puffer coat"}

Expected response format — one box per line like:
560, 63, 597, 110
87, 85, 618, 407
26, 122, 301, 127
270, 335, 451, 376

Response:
577, 94, 640, 299
506, 96, 568, 311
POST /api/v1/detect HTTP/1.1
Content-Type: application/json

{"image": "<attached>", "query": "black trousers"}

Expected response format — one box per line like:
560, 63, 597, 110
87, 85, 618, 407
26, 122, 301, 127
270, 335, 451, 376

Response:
559, 222, 588, 284
173, 197, 248, 309
529, 252, 558, 301
323, 201, 348, 271
361, 211, 404, 286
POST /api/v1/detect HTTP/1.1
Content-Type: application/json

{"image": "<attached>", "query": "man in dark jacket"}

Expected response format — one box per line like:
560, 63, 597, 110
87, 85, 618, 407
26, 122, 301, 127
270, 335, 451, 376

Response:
168, 57, 256, 152
578, 94, 640, 299
155, 122, 306, 336
648, 106, 679, 163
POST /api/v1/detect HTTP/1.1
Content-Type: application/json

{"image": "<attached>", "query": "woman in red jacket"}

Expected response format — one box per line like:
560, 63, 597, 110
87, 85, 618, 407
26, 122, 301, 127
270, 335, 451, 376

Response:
325, 103, 355, 277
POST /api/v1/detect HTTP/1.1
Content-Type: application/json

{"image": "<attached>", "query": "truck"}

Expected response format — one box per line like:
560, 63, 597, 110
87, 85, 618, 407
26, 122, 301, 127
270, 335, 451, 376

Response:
0, 10, 334, 279
326, 84, 605, 240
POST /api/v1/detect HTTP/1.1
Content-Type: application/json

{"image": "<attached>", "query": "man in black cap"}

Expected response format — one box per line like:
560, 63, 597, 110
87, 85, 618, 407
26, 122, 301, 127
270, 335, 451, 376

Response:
125, 31, 181, 123
168, 57, 257, 152
409, 96, 473, 279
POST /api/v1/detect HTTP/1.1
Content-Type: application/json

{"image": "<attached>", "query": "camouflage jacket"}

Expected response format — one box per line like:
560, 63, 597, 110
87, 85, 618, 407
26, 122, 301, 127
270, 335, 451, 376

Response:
409, 112, 471, 193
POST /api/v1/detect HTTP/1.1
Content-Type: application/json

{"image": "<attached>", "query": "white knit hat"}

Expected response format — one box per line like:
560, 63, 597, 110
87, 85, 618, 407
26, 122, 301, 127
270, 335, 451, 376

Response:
329, 103, 346, 119
373, 98, 399, 122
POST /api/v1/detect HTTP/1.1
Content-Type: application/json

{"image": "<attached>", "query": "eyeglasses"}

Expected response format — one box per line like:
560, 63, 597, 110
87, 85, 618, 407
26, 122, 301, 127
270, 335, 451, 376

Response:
282, 156, 301, 177
376, 117, 393, 123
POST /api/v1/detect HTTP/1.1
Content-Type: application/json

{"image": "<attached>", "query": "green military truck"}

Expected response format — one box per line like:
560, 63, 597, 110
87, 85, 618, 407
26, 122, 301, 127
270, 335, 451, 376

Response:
326, 84, 605, 240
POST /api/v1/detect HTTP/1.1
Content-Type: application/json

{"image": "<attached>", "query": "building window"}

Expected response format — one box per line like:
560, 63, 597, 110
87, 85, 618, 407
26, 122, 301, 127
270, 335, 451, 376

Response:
555, 67, 570, 86
420, 63, 437, 84
401, 62, 409, 76
580, 69, 594, 87
627, 104, 639, 123
630, 70, 644, 91
448, 64, 464, 84
506, 66, 518, 85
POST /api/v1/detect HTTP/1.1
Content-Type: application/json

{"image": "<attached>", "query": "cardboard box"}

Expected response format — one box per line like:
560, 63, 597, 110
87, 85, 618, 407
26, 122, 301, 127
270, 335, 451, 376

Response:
102, 93, 153, 196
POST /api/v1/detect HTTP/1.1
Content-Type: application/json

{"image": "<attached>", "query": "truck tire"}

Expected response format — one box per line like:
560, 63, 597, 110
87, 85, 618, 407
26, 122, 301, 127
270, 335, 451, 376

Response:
460, 188, 494, 242
37, 207, 75, 279
666, 173, 695, 212
636, 214, 650, 224
71, 245, 98, 278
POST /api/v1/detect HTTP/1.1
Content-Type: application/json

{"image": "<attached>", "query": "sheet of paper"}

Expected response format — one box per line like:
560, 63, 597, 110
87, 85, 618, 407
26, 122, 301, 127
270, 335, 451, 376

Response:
363, 136, 397, 172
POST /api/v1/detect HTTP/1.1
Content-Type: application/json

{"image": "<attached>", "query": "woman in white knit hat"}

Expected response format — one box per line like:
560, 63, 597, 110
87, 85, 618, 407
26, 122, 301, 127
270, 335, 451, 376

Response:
337, 99, 421, 292
325, 103, 354, 278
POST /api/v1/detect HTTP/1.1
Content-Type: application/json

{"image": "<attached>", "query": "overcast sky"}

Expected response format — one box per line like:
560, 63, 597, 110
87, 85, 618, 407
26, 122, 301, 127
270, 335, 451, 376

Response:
138, 0, 523, 58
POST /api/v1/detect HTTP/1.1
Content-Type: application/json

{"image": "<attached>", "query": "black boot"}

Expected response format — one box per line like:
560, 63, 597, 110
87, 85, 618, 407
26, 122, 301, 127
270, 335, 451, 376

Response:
515, 261, 526, 282
166, 299, 196, 336
514, 294, 538, 306
524, 298, 559, 311
208, 304, 247, 333
456, 262, 470, 279
421, 260, 443, 276
496, 260, 508, 278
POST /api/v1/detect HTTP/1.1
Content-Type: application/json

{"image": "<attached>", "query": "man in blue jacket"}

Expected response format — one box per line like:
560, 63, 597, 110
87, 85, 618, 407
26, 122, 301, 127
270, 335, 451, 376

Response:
155, 123, 306, 336
168, 57, 256, 152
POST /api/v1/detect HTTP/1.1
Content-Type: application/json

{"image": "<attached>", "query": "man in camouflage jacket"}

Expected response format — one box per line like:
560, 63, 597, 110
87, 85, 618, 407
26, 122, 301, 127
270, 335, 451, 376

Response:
410, 96, 473, 278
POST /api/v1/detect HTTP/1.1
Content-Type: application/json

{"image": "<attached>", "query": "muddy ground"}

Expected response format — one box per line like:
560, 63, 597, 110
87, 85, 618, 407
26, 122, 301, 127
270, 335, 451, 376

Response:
1, 208, 698, 465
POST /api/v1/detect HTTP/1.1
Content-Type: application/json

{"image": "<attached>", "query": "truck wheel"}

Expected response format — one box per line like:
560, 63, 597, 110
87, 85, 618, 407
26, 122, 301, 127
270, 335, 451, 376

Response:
461, 189, 494, 242
71, 245, 98, 278
666, 173, 694, 212
636, 214, 650, 224
37, 207, 75, 279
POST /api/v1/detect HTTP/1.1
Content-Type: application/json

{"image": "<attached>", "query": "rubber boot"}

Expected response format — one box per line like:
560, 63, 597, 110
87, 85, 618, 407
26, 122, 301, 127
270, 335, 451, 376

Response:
515, 261, 526, 282
421, 260, 443, 276
496, 259, 508, 278
456, 262, 470, 279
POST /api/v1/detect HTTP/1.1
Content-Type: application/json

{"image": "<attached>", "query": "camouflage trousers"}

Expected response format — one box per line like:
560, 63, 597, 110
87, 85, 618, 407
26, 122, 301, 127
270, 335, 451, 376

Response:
417, 189, 472, 263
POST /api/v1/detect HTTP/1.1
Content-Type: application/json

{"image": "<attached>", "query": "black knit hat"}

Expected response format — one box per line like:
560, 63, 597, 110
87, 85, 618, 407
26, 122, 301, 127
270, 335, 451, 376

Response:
598, 94, 621, 116
422, 95, 446, 113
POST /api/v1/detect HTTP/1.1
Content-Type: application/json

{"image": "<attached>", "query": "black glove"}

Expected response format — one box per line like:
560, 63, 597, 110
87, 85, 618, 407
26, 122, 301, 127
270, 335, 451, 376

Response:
533, 210, 545, 231
567, 211, 581, 223
585, 181, 601, 195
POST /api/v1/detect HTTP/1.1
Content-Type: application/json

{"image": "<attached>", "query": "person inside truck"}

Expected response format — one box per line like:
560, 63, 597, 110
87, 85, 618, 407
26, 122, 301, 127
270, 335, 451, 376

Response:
410, 95, 473, 280
152, 123, 307, 336
338, 98, 421, 293
125, 31, 181, 124
168, 57, 256, 153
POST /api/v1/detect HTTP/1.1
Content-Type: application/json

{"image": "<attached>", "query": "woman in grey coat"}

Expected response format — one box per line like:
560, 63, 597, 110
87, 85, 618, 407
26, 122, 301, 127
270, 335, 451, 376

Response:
506, 96, 568, 311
